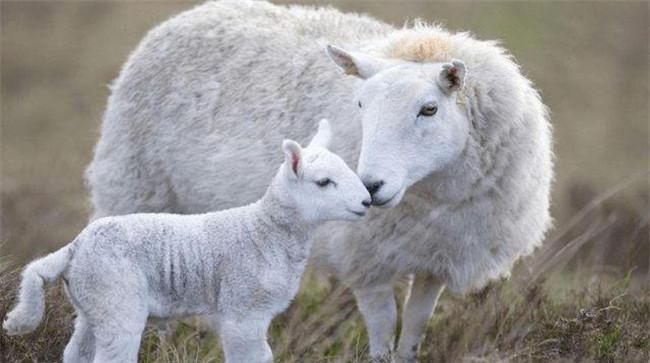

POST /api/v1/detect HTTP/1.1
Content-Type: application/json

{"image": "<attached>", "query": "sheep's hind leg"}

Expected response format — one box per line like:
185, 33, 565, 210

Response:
396, 274, 445, 363
63, 314, 95, 363
92, 329, 143, 363
91, 311, 146, 363
219, 317, 272, 363
353, 285, 397, 361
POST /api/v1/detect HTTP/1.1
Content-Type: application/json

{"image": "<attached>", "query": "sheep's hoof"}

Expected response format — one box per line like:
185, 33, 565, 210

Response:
369, 353, 394, 363
395, 354, 418, 363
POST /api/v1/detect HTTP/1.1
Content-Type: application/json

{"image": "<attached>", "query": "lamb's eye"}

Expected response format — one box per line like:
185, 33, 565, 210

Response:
358, 101, 362, 108
316, 178, 332, 188
418, 104, 438, 117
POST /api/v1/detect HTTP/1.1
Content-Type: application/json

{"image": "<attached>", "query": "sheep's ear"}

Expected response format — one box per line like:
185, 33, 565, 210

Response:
327, 45, 386, 79
437, 59, 466, 94
308, 119, 332, 149
282, 139, 303, 178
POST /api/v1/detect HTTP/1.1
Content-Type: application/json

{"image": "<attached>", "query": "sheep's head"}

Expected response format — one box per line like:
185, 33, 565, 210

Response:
281, 119, 370, 223
327, 45, 470, 208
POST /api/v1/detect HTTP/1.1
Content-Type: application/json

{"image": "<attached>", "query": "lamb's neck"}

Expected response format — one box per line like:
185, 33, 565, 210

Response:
252, 175, 313, 250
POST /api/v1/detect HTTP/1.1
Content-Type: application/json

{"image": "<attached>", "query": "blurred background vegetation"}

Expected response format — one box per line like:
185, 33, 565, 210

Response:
1, 1, 648, 362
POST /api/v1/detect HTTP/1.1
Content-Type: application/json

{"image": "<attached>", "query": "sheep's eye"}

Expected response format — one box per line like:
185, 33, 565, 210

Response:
316, 178, 332, 188
418, 104, 438, 117
358, 101, 362, 108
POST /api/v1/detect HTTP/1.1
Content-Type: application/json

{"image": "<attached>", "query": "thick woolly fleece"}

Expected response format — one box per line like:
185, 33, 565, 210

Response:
83, 1, 552, 360
86, 0, 552, 294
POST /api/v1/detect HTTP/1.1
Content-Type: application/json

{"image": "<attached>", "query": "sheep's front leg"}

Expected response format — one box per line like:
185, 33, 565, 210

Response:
396, 274, 445, 363
220, 317, 272, 363
353, 285, 397, 361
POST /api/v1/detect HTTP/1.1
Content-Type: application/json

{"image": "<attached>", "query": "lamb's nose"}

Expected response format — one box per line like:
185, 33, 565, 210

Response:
364, 180, 384, 196
362, 199, 372, 208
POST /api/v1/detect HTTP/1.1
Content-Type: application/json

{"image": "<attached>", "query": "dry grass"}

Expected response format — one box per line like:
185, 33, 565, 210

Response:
1, 263, 648, 362
1, 183, 648, 362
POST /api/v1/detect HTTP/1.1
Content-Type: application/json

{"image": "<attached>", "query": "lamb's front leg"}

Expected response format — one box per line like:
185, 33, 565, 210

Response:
220, 317, 272, 363
353, 285, 397, 361
396, 274, 445, 363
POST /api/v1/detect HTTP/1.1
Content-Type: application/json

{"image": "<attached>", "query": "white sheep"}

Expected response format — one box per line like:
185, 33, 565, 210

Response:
85, 1, 553, 361
3, 120, 371, 363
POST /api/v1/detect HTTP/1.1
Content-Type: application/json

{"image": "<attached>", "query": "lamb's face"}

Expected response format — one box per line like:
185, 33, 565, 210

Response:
327, 46, 470, 208
281, 120, 371, 224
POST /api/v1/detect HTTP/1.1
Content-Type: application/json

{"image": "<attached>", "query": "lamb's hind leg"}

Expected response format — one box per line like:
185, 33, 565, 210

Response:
353, 285, 397, 361
91, 308, 147, 363
92, 332, 142, 363
396, 274, 445, 363
219, 317, 272, 363
63, 314, 95, 363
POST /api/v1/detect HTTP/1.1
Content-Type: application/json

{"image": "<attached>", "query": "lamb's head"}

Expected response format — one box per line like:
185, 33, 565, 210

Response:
327, 45, 470, 208
280, 119, 371, 223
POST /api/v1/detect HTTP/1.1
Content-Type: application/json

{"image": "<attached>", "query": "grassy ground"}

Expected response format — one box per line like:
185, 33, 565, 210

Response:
1, 186, 648, 362
1, 263, 649, 362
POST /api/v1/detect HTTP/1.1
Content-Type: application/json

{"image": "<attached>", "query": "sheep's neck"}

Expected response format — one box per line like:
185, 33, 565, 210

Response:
255, 176, 313, 247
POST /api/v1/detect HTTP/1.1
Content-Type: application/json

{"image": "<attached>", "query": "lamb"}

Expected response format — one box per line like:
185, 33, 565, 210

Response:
3, 120, 371, 363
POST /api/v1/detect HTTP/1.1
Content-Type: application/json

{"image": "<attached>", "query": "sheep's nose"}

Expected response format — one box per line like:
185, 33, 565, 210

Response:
364, 180, 384, 196
362, 199, 372, 208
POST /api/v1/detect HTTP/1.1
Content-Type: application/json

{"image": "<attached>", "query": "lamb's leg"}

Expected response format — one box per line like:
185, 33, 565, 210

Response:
219, 317, 272, 363
92, 330, 143, 363
63, 314, 95, 363
396, 274, 445, 363
91, 309, 146, 363
353, 285, 397, 361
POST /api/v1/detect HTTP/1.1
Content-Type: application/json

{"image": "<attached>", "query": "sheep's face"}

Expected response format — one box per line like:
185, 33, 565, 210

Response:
327, 46, 470, 208
281, 120, 371, 224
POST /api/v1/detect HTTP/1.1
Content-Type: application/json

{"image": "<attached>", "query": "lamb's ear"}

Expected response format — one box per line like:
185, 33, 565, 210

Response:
282, 139, 303, 178
437, 59, 466, 94
327, 45, 386, 79
308, 119, 332, 149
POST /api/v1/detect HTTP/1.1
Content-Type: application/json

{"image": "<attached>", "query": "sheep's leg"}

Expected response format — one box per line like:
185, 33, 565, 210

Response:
396, 274, 445, 363
93, 334, 142, 363
91, 309, 146, 363
219, 317, 272, 363
63, 314, 95, 363
353, 285, 397, 361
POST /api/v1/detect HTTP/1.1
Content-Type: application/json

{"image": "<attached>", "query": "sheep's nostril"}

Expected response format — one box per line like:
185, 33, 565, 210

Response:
364, 180, 384, 196
362, 199, 371, 208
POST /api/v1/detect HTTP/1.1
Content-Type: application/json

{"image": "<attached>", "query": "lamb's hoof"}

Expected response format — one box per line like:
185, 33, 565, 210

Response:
395, 354, 418, 363
369, 353, 394, 363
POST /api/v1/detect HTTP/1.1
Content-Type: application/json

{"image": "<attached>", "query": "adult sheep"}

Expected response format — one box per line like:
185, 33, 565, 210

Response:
86, 0, 553, 361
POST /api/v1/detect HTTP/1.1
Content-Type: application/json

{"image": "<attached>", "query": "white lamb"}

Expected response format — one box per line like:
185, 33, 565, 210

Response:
3, 120, 371, 363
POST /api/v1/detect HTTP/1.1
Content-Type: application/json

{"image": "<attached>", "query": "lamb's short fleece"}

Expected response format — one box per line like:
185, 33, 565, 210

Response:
3, 120, 370, 363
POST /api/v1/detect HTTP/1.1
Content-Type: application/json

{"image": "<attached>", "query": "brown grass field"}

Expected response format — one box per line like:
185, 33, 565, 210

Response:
1, 1, 648, 362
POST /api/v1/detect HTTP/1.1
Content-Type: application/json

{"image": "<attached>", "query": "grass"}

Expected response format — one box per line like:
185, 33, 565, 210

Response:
1, 263, 648, 362
2, 174, 648, 362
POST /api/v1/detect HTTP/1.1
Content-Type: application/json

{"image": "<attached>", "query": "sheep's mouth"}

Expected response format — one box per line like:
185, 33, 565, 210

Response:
372, 194, 396, 207
371, 188, 404, 208
347, 209, 367, 217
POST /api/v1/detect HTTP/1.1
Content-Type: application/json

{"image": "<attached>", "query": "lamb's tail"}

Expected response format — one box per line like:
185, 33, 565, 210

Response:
3, 243, 74, 335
